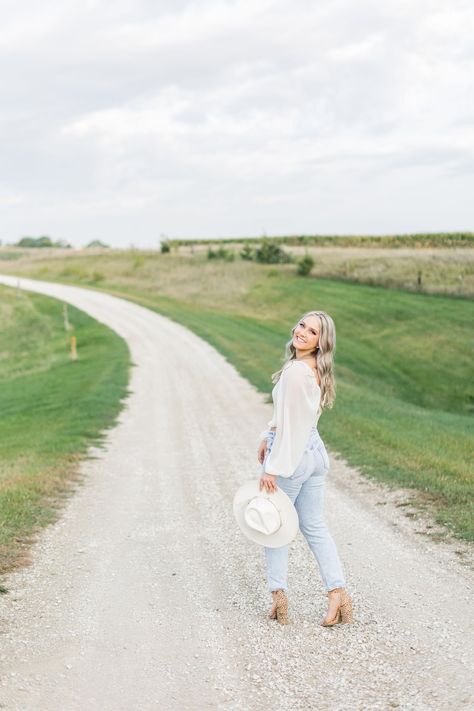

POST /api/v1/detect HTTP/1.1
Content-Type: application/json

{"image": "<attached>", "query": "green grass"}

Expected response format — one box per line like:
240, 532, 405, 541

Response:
0, 285, 130, 576
1, 250, 473, 540
0, 251, 25, 261
100, 281, 473, 536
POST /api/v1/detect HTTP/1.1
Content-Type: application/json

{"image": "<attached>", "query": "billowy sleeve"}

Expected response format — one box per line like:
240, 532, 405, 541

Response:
264, 362, 319, 478
258, 416, 276, 442
258, 385, 277, 441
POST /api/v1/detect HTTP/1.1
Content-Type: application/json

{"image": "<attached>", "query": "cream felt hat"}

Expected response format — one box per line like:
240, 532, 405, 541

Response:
233, 480, 299, 548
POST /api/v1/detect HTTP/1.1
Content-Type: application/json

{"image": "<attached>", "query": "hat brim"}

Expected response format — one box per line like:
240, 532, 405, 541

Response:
233, 480, 299, 548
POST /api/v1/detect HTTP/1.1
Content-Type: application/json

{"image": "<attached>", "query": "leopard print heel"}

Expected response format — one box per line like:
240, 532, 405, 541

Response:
320, 588, 353, 626
270, 589, 291, 625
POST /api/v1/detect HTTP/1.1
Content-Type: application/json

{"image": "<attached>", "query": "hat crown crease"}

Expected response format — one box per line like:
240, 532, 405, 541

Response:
244, 496, 281, 535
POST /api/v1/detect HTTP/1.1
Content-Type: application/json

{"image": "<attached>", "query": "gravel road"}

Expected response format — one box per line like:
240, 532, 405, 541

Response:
0, 275, 473, 711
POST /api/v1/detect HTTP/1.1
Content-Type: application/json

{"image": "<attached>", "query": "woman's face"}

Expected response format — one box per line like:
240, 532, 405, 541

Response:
292, 315, 320, 353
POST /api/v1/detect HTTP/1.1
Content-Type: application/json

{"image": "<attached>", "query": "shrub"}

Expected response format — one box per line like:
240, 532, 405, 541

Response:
255, 238, 292, 264
161, 240, 171, 253
207, 246, 235, 261
240, 243, 254, 261
297, 254, 315, 276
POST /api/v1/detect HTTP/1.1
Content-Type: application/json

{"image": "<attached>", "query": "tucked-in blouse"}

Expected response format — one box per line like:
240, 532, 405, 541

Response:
259, 360, 322, 478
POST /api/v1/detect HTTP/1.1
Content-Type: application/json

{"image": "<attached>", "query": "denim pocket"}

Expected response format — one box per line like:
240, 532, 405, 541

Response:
304, 441, 330, 478
314, 443, 330, 473
290, 449, 312, 480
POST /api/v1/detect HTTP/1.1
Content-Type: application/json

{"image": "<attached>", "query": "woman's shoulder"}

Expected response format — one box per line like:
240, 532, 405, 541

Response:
283, 359, 320, 386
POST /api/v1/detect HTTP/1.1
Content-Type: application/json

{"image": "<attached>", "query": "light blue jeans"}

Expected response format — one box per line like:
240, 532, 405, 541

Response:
263, 427, 346, 592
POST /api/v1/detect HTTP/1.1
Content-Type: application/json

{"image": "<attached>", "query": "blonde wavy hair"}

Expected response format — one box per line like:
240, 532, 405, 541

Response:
271, 310, 336, 410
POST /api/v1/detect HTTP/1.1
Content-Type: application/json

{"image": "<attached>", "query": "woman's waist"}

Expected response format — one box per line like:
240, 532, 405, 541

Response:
268, 425, 322, 445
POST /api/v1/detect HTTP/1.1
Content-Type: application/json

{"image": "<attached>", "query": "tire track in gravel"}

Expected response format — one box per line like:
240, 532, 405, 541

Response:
0, 275, 472, 711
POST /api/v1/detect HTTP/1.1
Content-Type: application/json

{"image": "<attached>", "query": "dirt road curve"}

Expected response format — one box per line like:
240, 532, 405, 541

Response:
0, 276, 472, 711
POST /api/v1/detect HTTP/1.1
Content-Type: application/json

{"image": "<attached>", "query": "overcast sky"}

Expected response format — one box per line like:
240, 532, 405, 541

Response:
1, 0, 473, 247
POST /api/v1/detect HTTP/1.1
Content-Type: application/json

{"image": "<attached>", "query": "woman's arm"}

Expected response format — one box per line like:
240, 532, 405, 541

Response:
263, 362, 319, 479
258, 418, 277, 442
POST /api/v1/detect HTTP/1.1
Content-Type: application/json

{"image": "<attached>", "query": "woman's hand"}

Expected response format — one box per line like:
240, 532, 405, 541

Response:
257, 439, 267, 465
260, 473, 277, 494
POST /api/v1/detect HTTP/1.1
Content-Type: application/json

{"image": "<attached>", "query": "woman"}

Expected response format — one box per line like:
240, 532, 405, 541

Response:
257, 310, 352, 626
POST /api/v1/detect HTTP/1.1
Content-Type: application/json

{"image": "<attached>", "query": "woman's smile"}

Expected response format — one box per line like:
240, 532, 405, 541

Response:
293, 317, 320, 351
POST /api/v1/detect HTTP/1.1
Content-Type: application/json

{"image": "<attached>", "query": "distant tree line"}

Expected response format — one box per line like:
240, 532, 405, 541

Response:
85, 240, 110, 248
15, 235, 71, 248
11, 236, 110, 249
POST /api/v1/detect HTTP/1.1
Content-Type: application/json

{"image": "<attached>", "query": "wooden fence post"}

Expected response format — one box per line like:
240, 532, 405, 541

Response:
63, 303, 71, 331
70, 336, 77, 361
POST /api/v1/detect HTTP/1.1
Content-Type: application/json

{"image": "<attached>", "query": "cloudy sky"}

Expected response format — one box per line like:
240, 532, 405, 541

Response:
1, 0, 473, 247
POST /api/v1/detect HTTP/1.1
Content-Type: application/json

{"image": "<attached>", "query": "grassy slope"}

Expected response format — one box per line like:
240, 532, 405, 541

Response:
0, 285, 130, 576
1, 251, 473, 539
102, 278, 474, 537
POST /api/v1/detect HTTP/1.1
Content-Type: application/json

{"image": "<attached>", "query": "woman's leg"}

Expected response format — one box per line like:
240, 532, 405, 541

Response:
264, 474, 303, 592
295, 470, 346, 591
264, 545, 289, 592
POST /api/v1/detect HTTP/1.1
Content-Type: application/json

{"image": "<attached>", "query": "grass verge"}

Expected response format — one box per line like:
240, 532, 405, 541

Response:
0, 285, 130, 580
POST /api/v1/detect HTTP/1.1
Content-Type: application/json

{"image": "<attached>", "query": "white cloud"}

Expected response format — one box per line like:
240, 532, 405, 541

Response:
0, 0, 473, 246
98, 0, 274, 51
328, 35, 384, 62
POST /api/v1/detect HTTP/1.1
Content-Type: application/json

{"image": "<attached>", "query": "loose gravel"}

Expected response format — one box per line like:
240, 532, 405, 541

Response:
0, 275, 472, 711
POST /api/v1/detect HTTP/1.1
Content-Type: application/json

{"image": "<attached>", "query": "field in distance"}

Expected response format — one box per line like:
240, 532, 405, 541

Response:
1, 232, 473, 298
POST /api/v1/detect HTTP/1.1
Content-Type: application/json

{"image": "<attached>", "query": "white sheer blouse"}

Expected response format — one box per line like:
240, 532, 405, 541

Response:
259, 360, 322, 478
